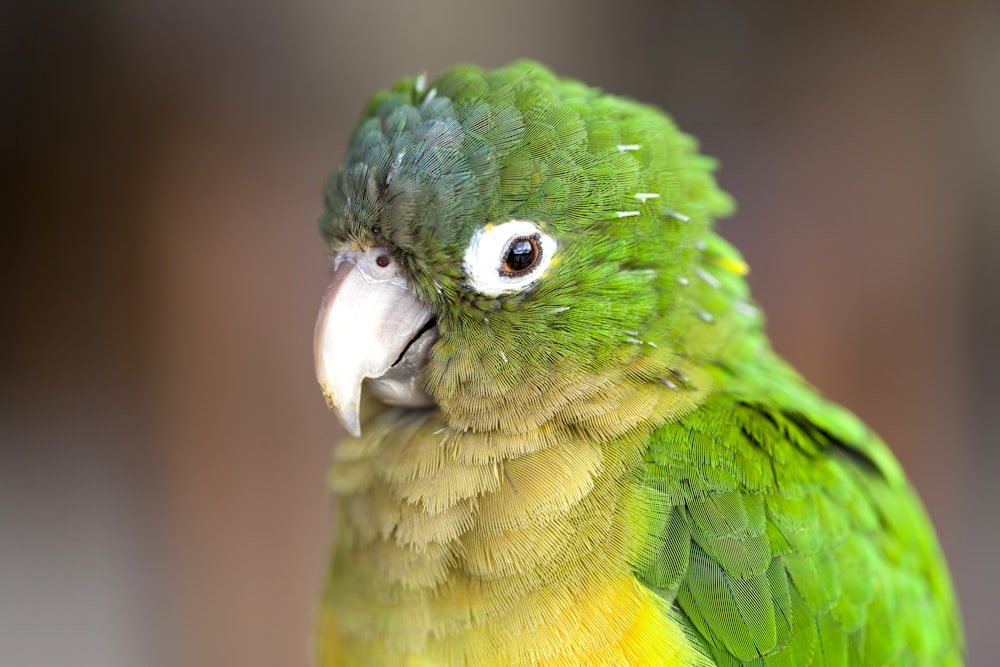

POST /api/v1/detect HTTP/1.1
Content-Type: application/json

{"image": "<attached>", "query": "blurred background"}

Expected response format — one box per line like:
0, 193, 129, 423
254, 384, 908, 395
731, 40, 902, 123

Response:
3, 1, 998, 665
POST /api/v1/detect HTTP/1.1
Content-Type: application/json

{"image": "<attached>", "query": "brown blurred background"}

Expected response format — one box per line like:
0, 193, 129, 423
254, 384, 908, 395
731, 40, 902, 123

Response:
3, 1, 998, 665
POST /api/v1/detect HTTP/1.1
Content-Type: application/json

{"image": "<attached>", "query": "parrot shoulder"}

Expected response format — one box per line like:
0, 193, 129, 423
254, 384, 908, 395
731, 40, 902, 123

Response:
632, 375, 963, 665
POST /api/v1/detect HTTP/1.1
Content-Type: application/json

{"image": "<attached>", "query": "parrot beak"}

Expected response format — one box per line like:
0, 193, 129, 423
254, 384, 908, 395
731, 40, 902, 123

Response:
313, 249, 438, 436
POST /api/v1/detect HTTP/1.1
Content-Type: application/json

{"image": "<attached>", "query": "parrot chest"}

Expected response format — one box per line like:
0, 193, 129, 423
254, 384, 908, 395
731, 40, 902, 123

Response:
319, 402, 710, 667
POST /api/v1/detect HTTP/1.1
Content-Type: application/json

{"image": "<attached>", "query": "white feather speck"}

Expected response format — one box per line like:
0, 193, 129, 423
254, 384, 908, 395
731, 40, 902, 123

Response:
695, 267, 721, 289
386, 151, 405, 186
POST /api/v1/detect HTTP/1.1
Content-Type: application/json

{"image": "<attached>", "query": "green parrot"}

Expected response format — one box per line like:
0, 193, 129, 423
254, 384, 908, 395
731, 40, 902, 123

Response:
311, 61, 962, 666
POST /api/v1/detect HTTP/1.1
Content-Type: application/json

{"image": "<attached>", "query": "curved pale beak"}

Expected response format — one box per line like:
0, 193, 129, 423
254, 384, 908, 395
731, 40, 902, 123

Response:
313, 249, 437, 436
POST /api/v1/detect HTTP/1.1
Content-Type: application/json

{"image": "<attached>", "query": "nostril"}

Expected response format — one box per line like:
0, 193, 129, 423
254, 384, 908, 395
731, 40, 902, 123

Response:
375, 255, 391, 268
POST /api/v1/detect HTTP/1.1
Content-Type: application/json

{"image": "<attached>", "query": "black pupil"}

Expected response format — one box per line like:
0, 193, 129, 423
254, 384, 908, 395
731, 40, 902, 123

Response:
506, 238, 536, 272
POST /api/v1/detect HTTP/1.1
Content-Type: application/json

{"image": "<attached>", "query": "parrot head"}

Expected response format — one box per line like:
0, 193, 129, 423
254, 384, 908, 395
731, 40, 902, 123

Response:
315, 61, 744, 437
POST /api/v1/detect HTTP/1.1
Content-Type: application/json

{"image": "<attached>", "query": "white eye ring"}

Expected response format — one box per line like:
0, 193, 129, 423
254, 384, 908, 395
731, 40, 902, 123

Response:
463, 219, 557, 296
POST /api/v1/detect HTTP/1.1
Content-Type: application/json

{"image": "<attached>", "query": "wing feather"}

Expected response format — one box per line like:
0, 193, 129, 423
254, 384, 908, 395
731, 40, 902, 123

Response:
635, 380, 962, 665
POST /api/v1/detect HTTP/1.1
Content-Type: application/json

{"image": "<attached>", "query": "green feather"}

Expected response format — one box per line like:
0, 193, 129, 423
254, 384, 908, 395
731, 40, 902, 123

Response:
639, 367, 963, 664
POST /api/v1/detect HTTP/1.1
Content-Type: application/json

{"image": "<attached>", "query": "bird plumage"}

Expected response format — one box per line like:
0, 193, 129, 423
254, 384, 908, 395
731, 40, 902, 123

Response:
313, 60, 962, 666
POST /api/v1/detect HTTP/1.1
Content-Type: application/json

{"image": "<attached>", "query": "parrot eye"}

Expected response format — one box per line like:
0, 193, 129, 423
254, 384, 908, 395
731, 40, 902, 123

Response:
501, 236, 541, 276
463, 219, 557, 296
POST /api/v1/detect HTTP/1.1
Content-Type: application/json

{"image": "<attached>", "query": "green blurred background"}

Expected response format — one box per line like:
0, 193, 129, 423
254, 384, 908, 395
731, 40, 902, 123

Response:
3, 1, 998, 665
